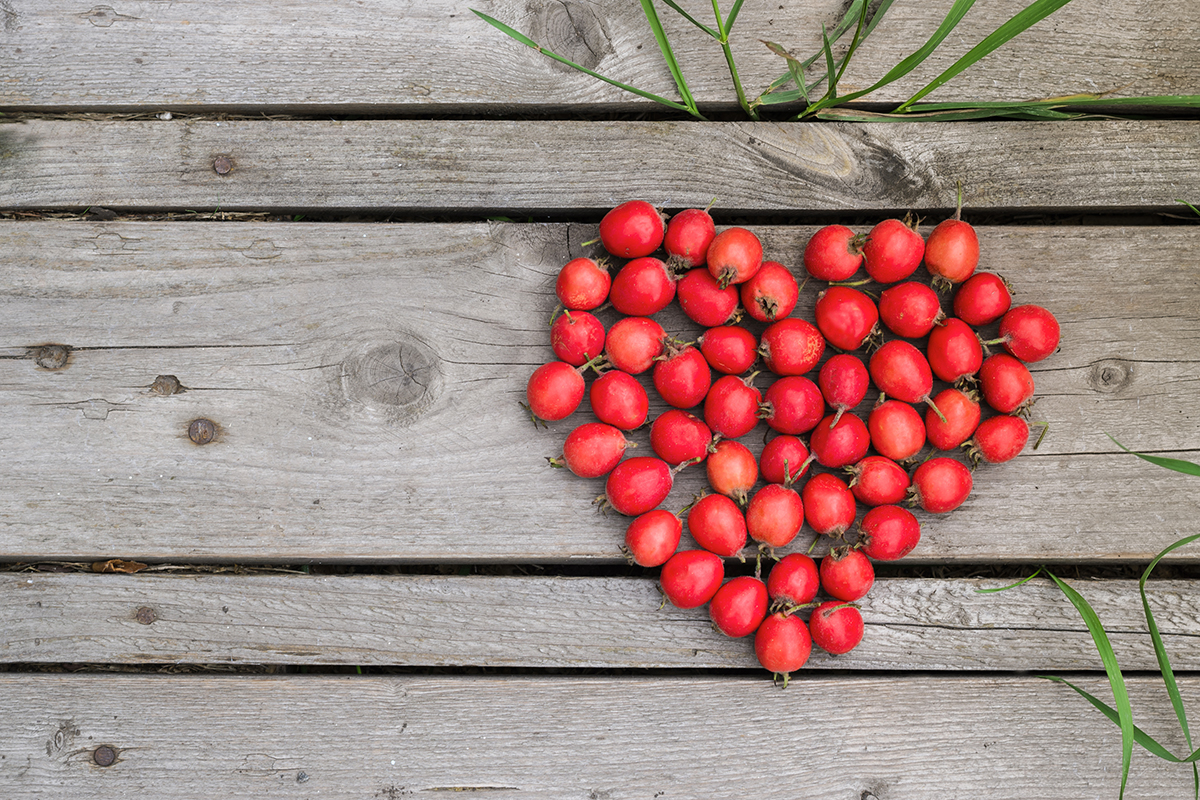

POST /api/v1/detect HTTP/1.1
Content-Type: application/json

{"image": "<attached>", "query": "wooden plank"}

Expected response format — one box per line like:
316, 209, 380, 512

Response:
4, 572, 1200, 671
2, 119, 1199, 212
1, 673, 1197, 798
0, 1, 1197, 112
0, 221, 1197, 563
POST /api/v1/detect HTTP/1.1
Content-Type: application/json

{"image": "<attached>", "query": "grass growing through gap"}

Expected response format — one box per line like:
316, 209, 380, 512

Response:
472, 0, 1200, 121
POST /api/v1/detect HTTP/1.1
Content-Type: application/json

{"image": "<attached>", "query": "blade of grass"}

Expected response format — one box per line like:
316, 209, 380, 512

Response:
973, 567, 1043, 593
711, 0, 758, 119
895, 0, 1075, 113
1107, 434, 1200, 477
820, 24, 838, 100
1178, 199, 1200, 216
1045, 570, 1135, 799
471, 10, 697, 115
763, 41, 810, 104
1041, 676, 1185, 761
724, 0, 746, 33
756, 0, 873, 105
640, 0, 701, 117
658, 0, 719, 38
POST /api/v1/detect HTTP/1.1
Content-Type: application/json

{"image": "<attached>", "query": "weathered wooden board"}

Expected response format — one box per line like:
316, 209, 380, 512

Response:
2, 119, 1199, 212
0, 0, 1196, 112
1, 673, 1197, 798
4, 572, 1200, 671
1, 221, 1197, 563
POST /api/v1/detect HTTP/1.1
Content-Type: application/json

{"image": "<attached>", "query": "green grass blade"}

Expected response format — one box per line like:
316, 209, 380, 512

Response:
639, 0, 700, 116
763, 41, 810, 104
470, 10, 696, 114
896, 0, 1075, 112
1041, 676, 1184, 762
821, 25, 838, 99
1047, 570, 1135, 798
724, 0, 746, 32
1179, 199, 1200, 217
973, 567, 1043, 593
1107, 434, 1200, 477
658, 0, 719, 38
814, 105, 1083, 122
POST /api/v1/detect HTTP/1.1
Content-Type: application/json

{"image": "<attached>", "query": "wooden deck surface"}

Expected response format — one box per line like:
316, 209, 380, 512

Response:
2, 0, 1200, 797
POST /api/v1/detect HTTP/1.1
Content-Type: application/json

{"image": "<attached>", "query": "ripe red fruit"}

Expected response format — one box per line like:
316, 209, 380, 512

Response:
706, 439, 758, 506
664, 207, 716, 268
652, 343, 712, 409
649, 410, 712, 466
687, 493, 748, 558
858, 505, 921, 561
604, 316, 665, 374
599, 200, 665, 258
925, 387, 982, 450
820, 548, 874, 602
846, 455, 910, 507
704, 374, 762, 439
808, 601, 865, 655
526, 361, 586, 422
760, 375, 825, 435
862, 218, 924, 284
908, 457, 973, 513
818, 354, 869, 426
759, 318, 825, 376
954, 272, 1011, 326
660, 549, 724, 609
814, 286, 879, 352
925, 218, 979, 285
609, 256, 676, 317
868, 340, 944, 421
707, 226, 763, 288
759, 435, 811, 485
766, 553, 820, 607
589, 369, 649, 430
926, 317, 984, 384
677, 268, 739, 327
878, 281, 945, 339
558, 422, 630, 478
604, 456, 674, 516
623, 509, 682, 567
754, 612, 812, 686
998, 305, 1061, 363
867, 399, 926, 462
966, 414, 1030, 464
803, 224, 863, 281
698, 325, 758, 375
556, 256, 611, 311
550, 310, 606, 366
809, 413, 871, 469
746, 483, 805, 550
709, 577, 769, 638
801, 473, 857, 538
979, 353, 1035, 414
740, 261, 799, 322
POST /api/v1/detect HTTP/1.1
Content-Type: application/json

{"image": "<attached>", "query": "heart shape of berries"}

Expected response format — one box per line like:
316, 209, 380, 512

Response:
528, 200, 1061, 685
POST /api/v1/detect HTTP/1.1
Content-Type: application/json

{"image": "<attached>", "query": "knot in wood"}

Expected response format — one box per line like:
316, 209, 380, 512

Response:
341, 336, 443, 424
1087, 358, 1134, 394
150, 375, 185, 396
188, 418, 218, 445
93, 746, 117, 767
29, 344, 71, 370
526, 0, 613, 72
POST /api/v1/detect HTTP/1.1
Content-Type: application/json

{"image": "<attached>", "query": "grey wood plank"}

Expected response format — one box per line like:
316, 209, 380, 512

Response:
2, 119, 1199, 212
1, 673, 1197, 798
0, 221, 1197, 563
0, 0, 1196, 112
4, 573, 1200, 671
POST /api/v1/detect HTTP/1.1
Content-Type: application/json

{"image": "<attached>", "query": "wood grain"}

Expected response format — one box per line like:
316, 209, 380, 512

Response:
0, 0, 1196, 112
0, 221, 1197, 563
4, 572, 1200, 671
1, 673, 1197, 798
2, 119, 1199, 212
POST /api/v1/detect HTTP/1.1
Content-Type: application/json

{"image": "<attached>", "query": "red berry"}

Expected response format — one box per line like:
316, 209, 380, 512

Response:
954, 272, 1011, 326
908, 457, 973, 513
686, 493, 748, 558
814, 286, 879, 352
660, 549, 724, 609
766, 553, 820, 607
559, 422, 630, 478
759, 435, 811, 485
879, 281, 945, 339
556, 256, 611, 311
759, 318, 825, 376
809, 601, 865, 655
867, 399, 926, 462
652, 344, 712, 409
677, 268, 739, 327
706, 439, 758, 506
858, 505, 921, 561
609, 256, 676, 317
740, 261, 799, 322
623, 509, 682, 567
604, 316, 665, 374
801, 473, 857, 538
846, 455, 910, 507
925, 388, 982, 450
746, 483, 805, 550
526, 361, 586, 422
605, 456, 674, 516
926, 318, 984, 384
998, 305, 1061, 363
818, 354, 869, 426
803, 224, 863, 281
698, 325, 758, 375
589, 370, 649, 431
868, 340, 943, 420
550, 310, 606, 366
599, 200, 665, 258
664, 208, 716, 268
704, 374, 762, 440
820, 548, 875, 601
862, 218, 924, 283
649, 410, 712, 466
707, 227, 763, 288
809, 413, 871, 469
979, 353, 1035, 414
754, 612, 811, 685
709, 576, 769, 637
925, 218, 979, 285
760, 375, 825, 435
967, 414, 1030, 464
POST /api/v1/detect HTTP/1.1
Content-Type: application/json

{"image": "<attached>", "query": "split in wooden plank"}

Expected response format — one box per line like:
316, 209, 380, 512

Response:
0, 1, 1196, 112
1, 673, 1197, 798
0, 221, 1197, 563
4, 572, 1200, 671
2, 119, 1199, 212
